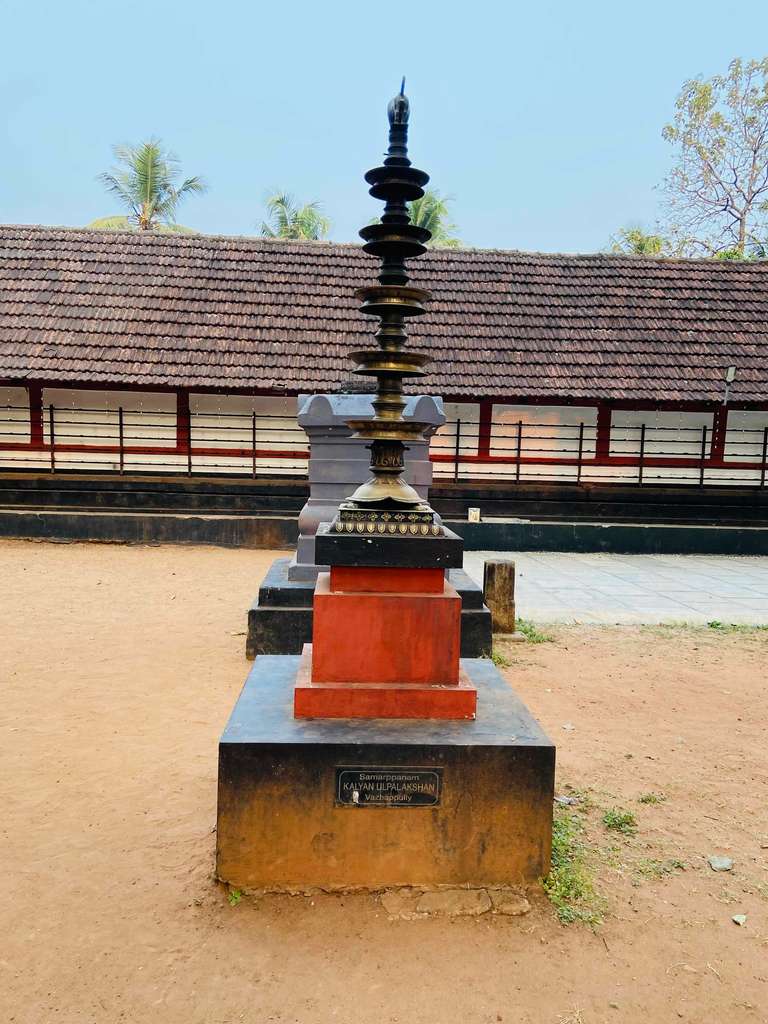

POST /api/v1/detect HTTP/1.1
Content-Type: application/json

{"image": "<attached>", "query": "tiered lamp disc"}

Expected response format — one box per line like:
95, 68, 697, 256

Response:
335, 81, 445, 533
295, 82, 477, 721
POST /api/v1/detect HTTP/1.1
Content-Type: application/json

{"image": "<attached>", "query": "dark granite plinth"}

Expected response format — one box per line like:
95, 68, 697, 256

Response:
246, 557, 493, 659
314, 522, 464, 569
216, 655, 555, 890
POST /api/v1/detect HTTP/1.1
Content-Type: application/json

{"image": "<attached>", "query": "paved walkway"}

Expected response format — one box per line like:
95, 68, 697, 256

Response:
463, 551, 768, 625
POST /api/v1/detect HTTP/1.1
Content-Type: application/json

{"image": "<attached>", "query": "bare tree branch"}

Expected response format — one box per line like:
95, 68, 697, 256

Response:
661, 58, 768, 257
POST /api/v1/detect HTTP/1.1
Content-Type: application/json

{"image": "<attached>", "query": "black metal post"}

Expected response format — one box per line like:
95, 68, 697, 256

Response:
699, 424, 708, 487
515, 420, 523, 482
453, 419, 461, 483
576, 421, 584, 484
638, 423, 645, 486
760, 426, 768, 489
252, 411, 257, 479
48, 404, 55, 473
118, 406, 124, 475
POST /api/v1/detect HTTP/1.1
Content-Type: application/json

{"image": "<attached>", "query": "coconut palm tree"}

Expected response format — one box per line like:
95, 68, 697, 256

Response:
408, 189, 461, 248
93, 139, 207, 232
610, 226, 668, 256
87, 215, 197, 233
260, 192, 330, 240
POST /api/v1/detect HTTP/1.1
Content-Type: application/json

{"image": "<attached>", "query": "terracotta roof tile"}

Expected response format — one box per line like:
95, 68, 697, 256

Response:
1, 224, 767, 403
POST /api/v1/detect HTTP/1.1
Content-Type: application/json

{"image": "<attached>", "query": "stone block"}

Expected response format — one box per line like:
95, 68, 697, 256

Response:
311, 573, 461, 685
216, 655, 555, 890
314, 523, 464, 569
483, 559, 517, 634
246, 558, 493, 658
293, 644, 478, 720
289, 393, 444, 578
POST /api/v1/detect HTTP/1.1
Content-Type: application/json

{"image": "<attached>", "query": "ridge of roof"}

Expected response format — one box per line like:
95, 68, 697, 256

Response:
2, 221, 767, 271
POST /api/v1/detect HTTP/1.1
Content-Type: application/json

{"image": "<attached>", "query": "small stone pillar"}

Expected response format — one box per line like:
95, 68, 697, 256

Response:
287, 392, 445, 581
483, 559, 517, 633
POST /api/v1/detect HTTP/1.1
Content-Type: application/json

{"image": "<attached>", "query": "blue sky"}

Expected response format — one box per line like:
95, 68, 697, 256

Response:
3, 0, 768, 253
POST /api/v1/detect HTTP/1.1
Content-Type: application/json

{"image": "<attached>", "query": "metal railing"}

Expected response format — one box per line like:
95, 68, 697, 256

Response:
429, 418, 768, 488
1, 404, 768, 488
0, 405, 310, 478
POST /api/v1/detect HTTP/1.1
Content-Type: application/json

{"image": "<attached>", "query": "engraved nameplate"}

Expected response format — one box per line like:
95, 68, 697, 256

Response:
335, 766, 442, 807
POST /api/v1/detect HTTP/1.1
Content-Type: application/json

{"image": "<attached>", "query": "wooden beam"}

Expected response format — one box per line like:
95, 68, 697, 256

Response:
176, 389, 191, 453
477, 399, 493, 457
595, 403, 611, 459
28, 383, 44, 447
711, 404, 728, 462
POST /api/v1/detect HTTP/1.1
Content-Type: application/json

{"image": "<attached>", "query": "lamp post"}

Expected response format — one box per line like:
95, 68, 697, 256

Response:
336, 81, 442, 537
723, 364, 737, 405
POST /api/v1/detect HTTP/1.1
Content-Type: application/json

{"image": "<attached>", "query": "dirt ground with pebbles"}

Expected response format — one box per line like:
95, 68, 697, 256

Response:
1, 539, 766, 1024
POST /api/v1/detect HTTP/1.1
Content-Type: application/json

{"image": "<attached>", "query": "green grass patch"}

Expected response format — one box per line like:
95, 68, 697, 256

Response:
227, 887, 243, 907
640, 621, 697, 636
602, 808, 638, 835
637, 792, 667, 805
543, 811, 603, 926
559, 784, 595, 812
517, 619, 554, 644
635, 857, 685, 879
490, 648, 511, 669
642, 621, 768, 637
707, 620, 768, 633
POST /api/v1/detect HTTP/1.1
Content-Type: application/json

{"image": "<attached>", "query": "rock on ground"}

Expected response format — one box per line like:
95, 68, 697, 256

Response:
380, 888, 423, 920
489, 889, 531, 916
708, 855, 734, 872
415, 889, 492, 917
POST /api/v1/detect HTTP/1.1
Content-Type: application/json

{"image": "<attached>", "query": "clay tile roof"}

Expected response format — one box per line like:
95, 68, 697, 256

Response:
1, 223, 767, 403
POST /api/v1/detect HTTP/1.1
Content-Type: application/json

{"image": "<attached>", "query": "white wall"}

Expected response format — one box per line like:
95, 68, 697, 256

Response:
0, 386, 29, 437
0, 386, 39, 469
41, 388, 181, 472
609, 409, 715, 484
491, 404, 597, 483
430, 402, 480, 480
723, 409, 768, 485
2, 385, 767, 487
189, 394, 305, 476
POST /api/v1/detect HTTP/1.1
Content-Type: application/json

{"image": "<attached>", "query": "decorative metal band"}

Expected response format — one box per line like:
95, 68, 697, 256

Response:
338, 507, 435, 524
333, 518, 442, 537
370, 440, 405, 473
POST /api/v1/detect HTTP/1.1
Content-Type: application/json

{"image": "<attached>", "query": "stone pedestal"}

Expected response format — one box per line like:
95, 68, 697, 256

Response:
294, 561, 476, 718
222, 449, 552, 893
313, 568, 461, 685
216, 655, 555, 891
246, 391, 492, 655
296, 526, 477, 720
288, 393, 444, 581
247, 557, 493, 659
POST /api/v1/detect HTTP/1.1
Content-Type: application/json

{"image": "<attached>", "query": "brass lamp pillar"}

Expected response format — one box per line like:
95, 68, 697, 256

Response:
336, 81, 442, 537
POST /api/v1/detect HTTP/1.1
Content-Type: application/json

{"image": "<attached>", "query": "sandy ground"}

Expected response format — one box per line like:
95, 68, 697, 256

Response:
1, 539, 767, 1024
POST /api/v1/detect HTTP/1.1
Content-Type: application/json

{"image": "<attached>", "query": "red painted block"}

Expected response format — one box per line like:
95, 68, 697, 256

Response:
330, 566, 444, 594
294, 646, 477, 720
312, 573, 461, 686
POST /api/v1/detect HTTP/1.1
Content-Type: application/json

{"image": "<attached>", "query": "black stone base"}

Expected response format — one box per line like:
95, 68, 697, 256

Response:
315, 521, 464, 568
246, 557, 493, 659
216, 655, 555, 890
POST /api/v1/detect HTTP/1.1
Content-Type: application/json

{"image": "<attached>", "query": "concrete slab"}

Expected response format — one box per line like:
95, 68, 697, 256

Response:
464, 551, 768, 625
